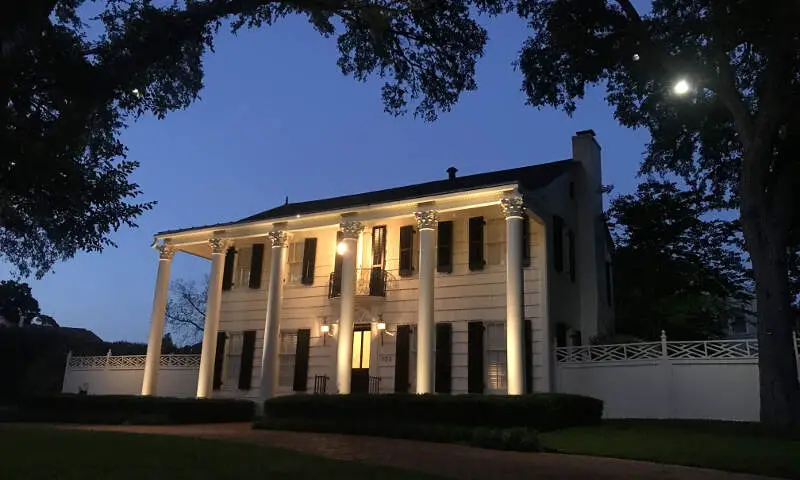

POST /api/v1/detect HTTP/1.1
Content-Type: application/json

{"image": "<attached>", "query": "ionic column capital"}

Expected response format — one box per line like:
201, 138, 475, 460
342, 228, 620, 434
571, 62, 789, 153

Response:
209, 237, 231, 254
500, 194, 526, 219
340, 220, 363, 240
268, 230, 288, 248
156, 243, 176, 260
414, 210, 439, 230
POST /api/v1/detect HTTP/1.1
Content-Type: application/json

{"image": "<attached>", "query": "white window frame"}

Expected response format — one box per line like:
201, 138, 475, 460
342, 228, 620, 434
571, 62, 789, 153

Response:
286, 241, 304, 285
486, 217, 506, 266
485, 322, 507, 393
278, 331, 298, 387
226, 332, 243, 384
234, 246, 252, 289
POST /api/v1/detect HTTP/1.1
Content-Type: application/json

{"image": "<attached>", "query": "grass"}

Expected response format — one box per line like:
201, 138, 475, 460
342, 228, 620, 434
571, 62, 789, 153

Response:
540, 420, 800, 479
0, 426, 440, 480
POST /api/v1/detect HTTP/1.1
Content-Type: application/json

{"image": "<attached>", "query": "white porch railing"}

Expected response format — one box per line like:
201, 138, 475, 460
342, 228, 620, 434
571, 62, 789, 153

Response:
66, 351, 201, 370
555, 331, 800, 364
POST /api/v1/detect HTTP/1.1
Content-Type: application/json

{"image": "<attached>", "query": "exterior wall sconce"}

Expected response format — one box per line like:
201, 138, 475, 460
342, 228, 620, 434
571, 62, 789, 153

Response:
376, 315, 394, 345
320, 323, 334, 345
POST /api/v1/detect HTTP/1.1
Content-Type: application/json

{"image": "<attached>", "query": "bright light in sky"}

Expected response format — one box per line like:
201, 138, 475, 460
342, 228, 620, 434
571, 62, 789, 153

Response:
673, 79, 690, 95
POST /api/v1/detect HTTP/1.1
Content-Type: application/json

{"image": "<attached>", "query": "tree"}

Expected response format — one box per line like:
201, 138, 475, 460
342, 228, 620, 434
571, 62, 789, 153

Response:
2, 0, 495, 278
503, 0, 800, 425
0, 280, 41, 326
609, 180, 750, 340
165, 276, 207, 344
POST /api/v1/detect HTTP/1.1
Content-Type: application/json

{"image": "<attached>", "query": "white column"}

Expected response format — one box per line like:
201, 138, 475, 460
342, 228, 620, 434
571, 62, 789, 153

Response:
502, 194, 526, 395
336, 220, 362, 394
141, 243, 175, 396
259, 230, 287, 403
196, 237, 229, 398
415, 210, 438, 394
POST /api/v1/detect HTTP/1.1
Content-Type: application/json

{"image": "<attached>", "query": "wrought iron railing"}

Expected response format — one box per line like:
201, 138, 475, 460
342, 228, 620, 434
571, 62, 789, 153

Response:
369, 376, 381, 394
328, 268, 389, 298
314, 375, 328, 394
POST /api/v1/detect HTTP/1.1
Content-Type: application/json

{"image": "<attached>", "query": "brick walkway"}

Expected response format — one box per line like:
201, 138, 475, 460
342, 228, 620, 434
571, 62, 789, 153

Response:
59, 423, 778, 480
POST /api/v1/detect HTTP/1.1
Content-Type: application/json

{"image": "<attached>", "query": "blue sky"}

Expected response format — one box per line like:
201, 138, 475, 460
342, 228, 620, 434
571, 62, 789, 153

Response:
15, 12, 649, 342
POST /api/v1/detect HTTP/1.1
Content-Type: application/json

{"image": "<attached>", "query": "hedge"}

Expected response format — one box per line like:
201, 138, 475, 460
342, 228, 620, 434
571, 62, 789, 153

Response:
255, 417, 543, 452
262, 393, 603, 432
2, 394, 255, 425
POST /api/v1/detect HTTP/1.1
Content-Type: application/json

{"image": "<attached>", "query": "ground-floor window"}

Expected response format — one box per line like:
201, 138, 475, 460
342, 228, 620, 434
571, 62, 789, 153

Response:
486, 322, 507, 391
278, 331, 297, 387
225, 332, 243, 383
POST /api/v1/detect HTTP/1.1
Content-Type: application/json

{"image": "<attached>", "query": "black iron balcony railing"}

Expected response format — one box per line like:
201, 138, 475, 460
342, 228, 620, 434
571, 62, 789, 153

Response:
328, 267, 388, 298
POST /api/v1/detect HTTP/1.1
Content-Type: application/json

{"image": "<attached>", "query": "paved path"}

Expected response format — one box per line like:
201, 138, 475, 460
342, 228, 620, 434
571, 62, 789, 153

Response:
58, 423, 779, 480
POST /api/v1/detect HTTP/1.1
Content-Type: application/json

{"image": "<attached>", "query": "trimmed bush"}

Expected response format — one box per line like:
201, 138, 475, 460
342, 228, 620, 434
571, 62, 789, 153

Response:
3, 394, 255, 425
262, 393, 603, 432
254, 417, 542, 452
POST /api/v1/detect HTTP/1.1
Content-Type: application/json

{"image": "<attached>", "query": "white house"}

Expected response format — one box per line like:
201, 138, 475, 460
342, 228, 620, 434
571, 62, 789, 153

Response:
141, 130, 614, 402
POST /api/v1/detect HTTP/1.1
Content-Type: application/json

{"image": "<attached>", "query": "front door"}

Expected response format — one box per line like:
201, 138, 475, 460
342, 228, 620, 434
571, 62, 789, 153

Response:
351, 324, 372, 393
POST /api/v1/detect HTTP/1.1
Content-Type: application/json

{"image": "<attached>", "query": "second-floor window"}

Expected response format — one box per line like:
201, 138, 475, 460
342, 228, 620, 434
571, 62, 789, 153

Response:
486, 217, 505, 266
287, 241, 304, 284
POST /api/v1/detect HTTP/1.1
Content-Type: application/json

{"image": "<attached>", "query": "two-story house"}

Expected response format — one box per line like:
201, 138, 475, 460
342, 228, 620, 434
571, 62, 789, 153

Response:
140, 130, 614, 402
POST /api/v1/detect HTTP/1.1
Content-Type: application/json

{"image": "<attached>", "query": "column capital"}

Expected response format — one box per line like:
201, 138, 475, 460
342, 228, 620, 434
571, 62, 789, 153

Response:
156, 243, 176, 260
500, 194, 526, 219
414, 210, 439, 230
267, 230, 288, 248
339, 220, 363, 240
209, 237, 231, 254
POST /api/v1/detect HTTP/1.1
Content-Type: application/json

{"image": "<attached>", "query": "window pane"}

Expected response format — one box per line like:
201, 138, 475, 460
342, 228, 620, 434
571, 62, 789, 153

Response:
352, 331, 363, 369
361, 331, 371, 369
278, 354, 295, 387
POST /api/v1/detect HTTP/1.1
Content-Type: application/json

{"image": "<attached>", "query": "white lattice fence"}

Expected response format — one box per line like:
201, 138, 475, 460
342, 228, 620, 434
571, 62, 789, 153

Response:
62, 352, 200, 397
554, 332, 800, 422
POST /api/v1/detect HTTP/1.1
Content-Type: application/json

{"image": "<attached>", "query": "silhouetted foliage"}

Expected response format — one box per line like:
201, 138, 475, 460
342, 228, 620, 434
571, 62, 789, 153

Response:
494, 0, 800, 426
0, 280, 41, 326
609, 180, 750, 340
1, 0, 496, 278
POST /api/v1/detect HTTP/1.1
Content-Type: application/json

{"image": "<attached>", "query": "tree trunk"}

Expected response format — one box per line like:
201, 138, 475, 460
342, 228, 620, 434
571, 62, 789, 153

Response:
742, 194, 800, 426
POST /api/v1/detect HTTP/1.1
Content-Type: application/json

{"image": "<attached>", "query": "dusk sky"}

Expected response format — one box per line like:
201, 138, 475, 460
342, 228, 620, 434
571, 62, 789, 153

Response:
12, 12, 649, 342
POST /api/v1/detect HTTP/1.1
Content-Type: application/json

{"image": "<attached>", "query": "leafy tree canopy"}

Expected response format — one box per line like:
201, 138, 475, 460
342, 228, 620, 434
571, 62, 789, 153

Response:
609, 180, 750, 340
499, 0, 799, 425
0, 280, 41, 326
1, 0, 496, 278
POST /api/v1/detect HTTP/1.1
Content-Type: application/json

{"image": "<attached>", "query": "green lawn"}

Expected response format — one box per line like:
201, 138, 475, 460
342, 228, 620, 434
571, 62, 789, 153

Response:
540, 420, 800, 479
0, 426, 439, 480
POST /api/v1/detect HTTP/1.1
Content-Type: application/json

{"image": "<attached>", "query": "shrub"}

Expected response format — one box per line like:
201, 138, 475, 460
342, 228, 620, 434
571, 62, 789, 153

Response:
262, 393, 603, 432
254, 417, 542, 452
4, 394, 255, 425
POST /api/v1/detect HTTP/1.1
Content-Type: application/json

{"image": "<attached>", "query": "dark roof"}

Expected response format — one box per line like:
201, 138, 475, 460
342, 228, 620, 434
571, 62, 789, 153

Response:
157, 159, 575, 236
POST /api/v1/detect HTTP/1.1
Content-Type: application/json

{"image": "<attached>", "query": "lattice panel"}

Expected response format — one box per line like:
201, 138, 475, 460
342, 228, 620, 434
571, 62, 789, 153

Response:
556, 342, 662, 363
68, 356, 109, 370
668, 340, 758, 359
106, 355, 146, 369
160, 354, 201, 368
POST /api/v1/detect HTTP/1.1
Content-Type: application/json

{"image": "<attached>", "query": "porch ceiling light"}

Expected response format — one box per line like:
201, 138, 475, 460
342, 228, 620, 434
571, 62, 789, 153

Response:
336, 241, 347, 255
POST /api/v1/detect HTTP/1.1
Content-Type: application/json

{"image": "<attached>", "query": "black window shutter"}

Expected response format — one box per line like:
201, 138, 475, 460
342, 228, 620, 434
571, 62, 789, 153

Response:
371, 226, 387, 266
553, 216, 564, 273
467, 321, 484, 393
555, 322, 568, 347
301, 238, 317, 285
333, 231, 344, 277
293, 329, 311, 392
468, 216, 485, 271
605, 261, 613, 305
435, 323, 452, 394
238, 330, 256, 390
212, 331, 226, 390
522, 214, 531, 267
249, 244, 265, 289
399, 226, 415, 276
394, 325, 411, 393
437, 221, 453, 273
222, 247, 236, 290
567, 230, 576, 282
524, 319, 533, 394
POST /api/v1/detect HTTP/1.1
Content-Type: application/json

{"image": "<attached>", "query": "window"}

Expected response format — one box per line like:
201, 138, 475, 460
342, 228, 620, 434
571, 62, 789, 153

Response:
486, 323, 506, 391
278, 331, 297, 387
486, 218, 505, 266
567, 230, 576, 282
468, 216, 485, 271
225, 332, 243, 383
287, 241, 304, 284
553, 215, 564, 272
234, 246, 252, 289
352, 330, 371, 369
399, 225, 415, 276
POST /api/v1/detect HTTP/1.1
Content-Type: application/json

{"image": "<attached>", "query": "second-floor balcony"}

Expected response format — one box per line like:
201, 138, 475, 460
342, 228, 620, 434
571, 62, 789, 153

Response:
329, 268, 388, 299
